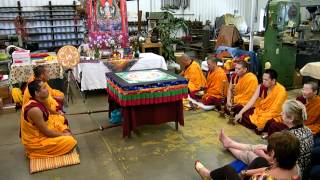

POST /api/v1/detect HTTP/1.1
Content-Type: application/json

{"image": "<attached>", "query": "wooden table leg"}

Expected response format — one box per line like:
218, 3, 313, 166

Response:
175, 120, 178, 131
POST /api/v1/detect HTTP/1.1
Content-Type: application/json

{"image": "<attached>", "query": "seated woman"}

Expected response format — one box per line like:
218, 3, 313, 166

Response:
210, 100, 313, 178
195, 131, 300, 180
267, 100, 313, 177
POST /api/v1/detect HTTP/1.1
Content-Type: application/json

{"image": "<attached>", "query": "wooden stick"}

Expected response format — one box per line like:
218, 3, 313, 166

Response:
228, 83, 236, 125
219, 80, 227, 118
65, 109, 109, 116
73, 123, 122, 136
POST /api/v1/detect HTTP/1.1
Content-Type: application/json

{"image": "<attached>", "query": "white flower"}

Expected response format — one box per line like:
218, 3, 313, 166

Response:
118, 35, 123, 41
139, 37, 145, 42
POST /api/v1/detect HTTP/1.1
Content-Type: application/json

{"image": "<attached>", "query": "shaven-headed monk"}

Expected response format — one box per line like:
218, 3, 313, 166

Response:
297, 82, 320, 135
179, 54, 206, 97
23, 65, 64, 113
262, 82, 320, 137
20, 80, 76, 159
235, 69, 288, 134
201, 56, 228, 106
226, 61, 258, 114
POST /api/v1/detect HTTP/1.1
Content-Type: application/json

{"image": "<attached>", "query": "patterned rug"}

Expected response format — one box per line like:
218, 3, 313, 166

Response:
29, 149, 80, 174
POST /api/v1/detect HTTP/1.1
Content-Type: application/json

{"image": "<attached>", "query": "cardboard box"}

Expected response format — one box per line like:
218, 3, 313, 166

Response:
0, 86, 10, 99
0, 103, 16, 113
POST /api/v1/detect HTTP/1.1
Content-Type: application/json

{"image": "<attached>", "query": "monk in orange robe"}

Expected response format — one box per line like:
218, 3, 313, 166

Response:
201, 56, 228, 106
297, 82, 320, 135
235, 69, 287, 134
226, 61, 258, 114
179, 54, 206, 97
20, 80, 76, 159
23, 65, 64, 113
266, 82, 320, 136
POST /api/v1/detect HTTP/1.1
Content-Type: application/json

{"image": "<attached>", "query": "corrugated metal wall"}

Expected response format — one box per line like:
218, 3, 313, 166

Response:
1, 0, 266, 30
0, 0, 76, 7
0, 0, 255, 24
152, 0, 250, 23
126, 0, 253, 25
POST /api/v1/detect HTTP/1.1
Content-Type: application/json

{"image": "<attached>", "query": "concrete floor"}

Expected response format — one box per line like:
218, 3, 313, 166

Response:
0, 87, 300, 180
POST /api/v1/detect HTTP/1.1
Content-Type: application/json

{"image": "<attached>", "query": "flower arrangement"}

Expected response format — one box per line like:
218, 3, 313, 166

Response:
89, 32, 123, 59
129, 36, 145, 57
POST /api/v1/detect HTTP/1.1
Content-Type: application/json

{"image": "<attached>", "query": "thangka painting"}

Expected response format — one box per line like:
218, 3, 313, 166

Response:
115, 70, 177, 84
87, 0, 128, 47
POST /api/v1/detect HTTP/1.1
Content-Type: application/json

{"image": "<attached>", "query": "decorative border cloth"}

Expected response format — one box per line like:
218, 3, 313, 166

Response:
106, 68, 188, 91
106, 69, 188, 106
10, 60, 63, 84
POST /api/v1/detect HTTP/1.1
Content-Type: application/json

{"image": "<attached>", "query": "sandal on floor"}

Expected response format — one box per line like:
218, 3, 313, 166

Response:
261, 134, 269, 139
194, 160, 210, 180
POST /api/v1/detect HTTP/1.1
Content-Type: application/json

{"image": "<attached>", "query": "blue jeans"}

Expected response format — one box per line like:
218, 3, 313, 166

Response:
310, 165, 320, 180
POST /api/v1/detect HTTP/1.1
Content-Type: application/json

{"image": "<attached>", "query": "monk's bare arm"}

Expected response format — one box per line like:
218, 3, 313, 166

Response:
28, 107, 68, 137
237, 85, 260, 116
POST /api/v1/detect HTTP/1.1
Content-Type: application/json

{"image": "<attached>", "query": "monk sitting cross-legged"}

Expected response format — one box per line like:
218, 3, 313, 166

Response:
178, 54, 206, 97
234, 69, 287, 134
23, 65, 64, 114
226, 61, 258, 115
265, 82, 320, 137
201, 56, 228, 107
297, 82, 320, 135
20, 80, 77, 159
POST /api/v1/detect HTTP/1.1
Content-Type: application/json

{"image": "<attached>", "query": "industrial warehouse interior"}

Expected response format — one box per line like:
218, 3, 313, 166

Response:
0, 0, 320, 179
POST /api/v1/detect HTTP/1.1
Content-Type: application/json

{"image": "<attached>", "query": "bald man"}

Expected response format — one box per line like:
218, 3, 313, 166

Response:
179, 54, 206, 98
201, 56, 228, 106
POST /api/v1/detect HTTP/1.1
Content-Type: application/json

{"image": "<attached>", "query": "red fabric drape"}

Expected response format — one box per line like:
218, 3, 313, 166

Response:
106, 87, 187, 107
120, 0, 129, 46
100, 0, 106, 7
108, 97, 184, 137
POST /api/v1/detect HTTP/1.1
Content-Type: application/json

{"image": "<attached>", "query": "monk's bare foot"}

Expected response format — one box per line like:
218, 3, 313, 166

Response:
219, 129, 232, 149
195, 160, 211, 180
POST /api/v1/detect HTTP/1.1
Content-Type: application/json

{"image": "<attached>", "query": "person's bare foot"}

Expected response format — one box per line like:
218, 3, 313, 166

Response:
219, 129, 232, 149
195, 160, 211, 180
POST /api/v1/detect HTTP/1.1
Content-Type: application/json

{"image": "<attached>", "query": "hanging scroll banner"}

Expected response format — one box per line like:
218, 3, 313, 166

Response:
120, 0, 128, 47
87, 0, 128, 48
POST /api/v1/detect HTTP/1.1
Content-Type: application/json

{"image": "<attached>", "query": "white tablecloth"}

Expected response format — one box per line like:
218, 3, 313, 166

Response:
130, 53, 167, 71
300, 62, 320, 80
73, 53, 167, 91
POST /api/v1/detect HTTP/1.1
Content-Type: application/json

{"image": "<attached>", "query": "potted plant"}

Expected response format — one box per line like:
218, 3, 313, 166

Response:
154, 9, 188, 61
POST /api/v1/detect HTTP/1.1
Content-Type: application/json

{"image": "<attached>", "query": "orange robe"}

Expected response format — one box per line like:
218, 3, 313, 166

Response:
250, 83, 288, 129
233, 72, 258, 106
23, 76, 64, 112
181, 61, 206, 92
20, 100, 76, 159
304, 96, 320, 134
202, 67, 228, 101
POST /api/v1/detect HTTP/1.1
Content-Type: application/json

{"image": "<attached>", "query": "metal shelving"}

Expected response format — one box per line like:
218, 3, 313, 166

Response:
0, 0, 85, 50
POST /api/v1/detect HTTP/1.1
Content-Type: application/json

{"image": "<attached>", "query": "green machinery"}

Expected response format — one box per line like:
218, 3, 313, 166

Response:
262, 0, 300, 87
